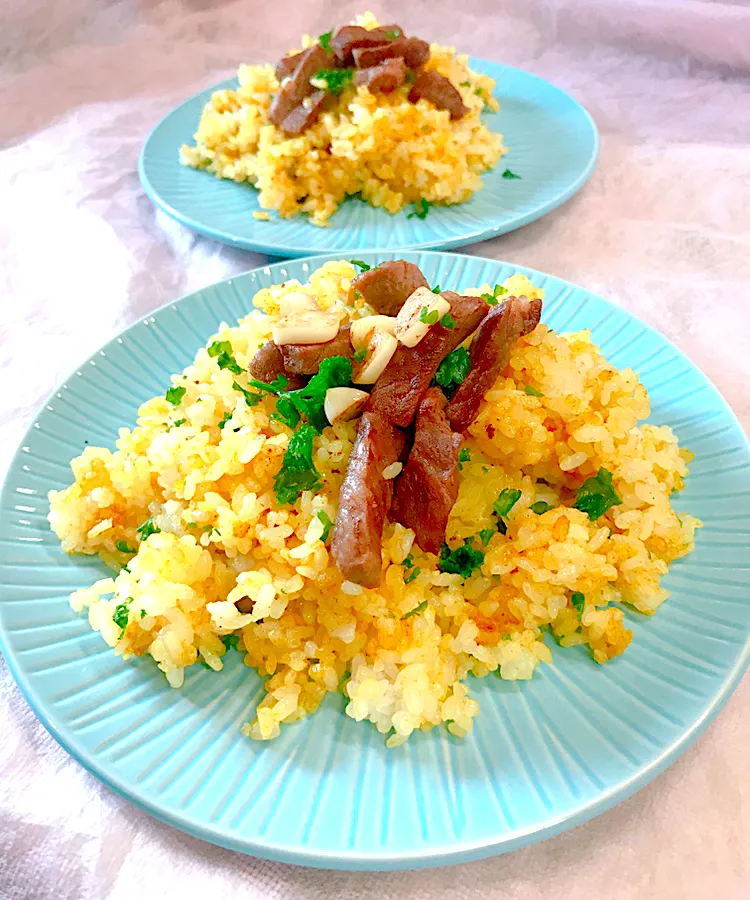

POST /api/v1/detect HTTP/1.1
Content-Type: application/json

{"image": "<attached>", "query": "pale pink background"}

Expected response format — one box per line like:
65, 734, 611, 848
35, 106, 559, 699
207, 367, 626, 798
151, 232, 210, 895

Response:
1, 1, 749, 898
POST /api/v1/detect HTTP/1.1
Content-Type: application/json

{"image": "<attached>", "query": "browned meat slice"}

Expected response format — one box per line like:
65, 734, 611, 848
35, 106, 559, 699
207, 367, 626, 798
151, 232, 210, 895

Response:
354, 58, 407, 94
353, 37, 430, 70
349, 260, 429, 316
275, 51, 304, 82
330, 25, 400, 65
269, 44, 333, 127
248, 342, 306, 391
331, 411, 406, 587
446, 296, 543, 433
391, 388, 461, 555
408, 71, 469, 119
366, 292, 487, 427
278, 90, 326, 135
280, 324, 353, 375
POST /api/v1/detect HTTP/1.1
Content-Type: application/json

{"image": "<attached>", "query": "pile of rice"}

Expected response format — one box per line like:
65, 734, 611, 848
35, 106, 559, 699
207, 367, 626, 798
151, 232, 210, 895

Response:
48, 261, 700, 747
180, 12, 505, 225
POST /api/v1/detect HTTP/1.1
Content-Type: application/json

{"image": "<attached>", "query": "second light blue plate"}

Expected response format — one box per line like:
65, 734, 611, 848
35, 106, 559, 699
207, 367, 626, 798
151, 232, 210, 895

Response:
1, 252, 748, 870
139, 61, 598, 256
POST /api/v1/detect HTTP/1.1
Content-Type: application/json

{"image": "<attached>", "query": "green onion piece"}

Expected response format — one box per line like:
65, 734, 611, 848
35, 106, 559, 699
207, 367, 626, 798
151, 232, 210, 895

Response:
530, 500, 554, 515
402, 598, 427, 617
573, 468, 622, 521
493, 488, 522, 517
317, 510, 334, 543
502, 168, 521, 180
165, 386, 186, 406
115, 540, 136, 554
571, 592, 585, 618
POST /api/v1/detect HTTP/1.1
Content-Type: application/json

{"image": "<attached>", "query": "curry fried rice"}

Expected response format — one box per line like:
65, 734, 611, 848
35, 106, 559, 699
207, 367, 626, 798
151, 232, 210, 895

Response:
180, 12, 505, 225
48, 262, 700, 747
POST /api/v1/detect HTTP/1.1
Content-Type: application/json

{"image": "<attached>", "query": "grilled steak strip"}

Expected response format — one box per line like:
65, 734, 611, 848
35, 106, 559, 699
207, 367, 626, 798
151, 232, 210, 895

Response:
248, 342, 306, 391
280, 325, 354, 375
349, 260, 429, 316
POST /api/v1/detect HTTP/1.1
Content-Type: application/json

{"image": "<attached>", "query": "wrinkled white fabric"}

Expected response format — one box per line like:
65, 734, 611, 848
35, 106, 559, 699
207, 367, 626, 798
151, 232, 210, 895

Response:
1, 0, 748, 897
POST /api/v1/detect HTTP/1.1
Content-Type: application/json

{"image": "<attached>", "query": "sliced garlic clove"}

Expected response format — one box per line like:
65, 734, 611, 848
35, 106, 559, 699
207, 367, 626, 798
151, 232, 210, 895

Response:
381, 462, 403, 479
353, 329, 398, 384
350, 315, 398, 348
324, 387, 369, 424
278, 290, 320, 318
394, 286, 451, 348
272, 309, 340, 345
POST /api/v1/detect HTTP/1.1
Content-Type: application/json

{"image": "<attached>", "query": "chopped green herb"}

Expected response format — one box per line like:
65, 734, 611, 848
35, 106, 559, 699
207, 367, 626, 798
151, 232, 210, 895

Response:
271, 395, 301, 429
312, 67, 354, 95
402, 598, 427, 618
384, 28, 401, 39
502, 633, 512, 641
458, 447, 471, 470
218, 411, 233, 430
140, 609, 146, 618
186, 522, 197, 529
493, 488, 522, 517
317, 510, 334, 543
222, 633, 241, 650
405, 69, 417, 83
434, 346, 470, 395
431, 284, 441, 294
524, 385, 544, 397
115, 540, 137, 554
207, 340, 243, 374
136, 517, 161, 541
112, 601, 130, 637
404, 567, 421, 585
248, 373, 289, 395
353, 289, 362, 300
232, 380, 263, 407
459, 80, 471, 87
350, 259, 371, 272
480, 284, 508, 306
571, 592, 585, 618
282, 355, 353, 432
573, 467, 622, 521
441, 313, 456, 330
438, 539, 484, 579
274, 424, 323, 505
530, 500, 554, 515
353, 346, 367, 363
479, 527, 495, 546
419, 306, 440, 325
474, 87, 483, 96
502, 168, 522, 180
121, 565, 130, 573
165, 385, 186, 406
402, 554, 414, 569
496, 518, 508, 536
407, 197, 431, 220
318, 29, 333, 50
172, 418, 186, 427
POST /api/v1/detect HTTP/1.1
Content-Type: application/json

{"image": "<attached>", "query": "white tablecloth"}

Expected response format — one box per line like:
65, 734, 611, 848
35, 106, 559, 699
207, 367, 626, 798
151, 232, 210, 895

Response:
1, 0, 749, 897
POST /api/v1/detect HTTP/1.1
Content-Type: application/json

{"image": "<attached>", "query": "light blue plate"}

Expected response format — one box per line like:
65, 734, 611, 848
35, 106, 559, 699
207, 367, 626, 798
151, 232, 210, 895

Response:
139, 62, 598, 256
1, 252, 748, 870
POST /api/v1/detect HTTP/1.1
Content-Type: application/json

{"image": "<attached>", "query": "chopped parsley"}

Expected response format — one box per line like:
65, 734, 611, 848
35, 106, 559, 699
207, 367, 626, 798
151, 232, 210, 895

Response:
115, 540, 136, 554
271, 395, 301, 429
165, 385, 186, 406
524, 385, 544, 397
438, 539, 484, 579
459, 80, 471, 87
353, 346, 367, 363
405, 69, 417, 83
218, 411, 233, 429
573, 467, 622, 521
431, 284, 441, 294
318, 29, 333, 50
474, 87, 483, 96
172, 418, 186, 427
282, 355, 353, 432
502, 168, 522, 180
493, 488, 522, 518
530, 500, 554, 515
232, 380, 263, 407
571, 592, 585, 618
434, 346, 470, 394
350, 259, 371, 272
136, 517, 161, 541
112, 600, 131, 637
207, 340, 242, 374
480, 284, 508, 306
419, 306, 440, 325
440, 312, 456, 330
407, 198, 431, 220
479, 527, 495, 546
222, 633, 241, 650
140, 609, 147, 618
353, 289, 362, 300
317, 510, 334, 543
402, 598, 427, 618
312, 68, 354, 96
248, 373, 289, 395
404, 567, 421, 585
274, 424, 323, 505
458, 447, 471, 469
402, 554, 415, 569
496, 518, 508, 536
384, 27, 402, 39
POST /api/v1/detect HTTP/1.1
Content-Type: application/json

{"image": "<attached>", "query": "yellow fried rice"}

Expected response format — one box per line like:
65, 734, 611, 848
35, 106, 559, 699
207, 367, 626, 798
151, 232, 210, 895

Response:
180, 12, 505, 225
48, 262, 700, 747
